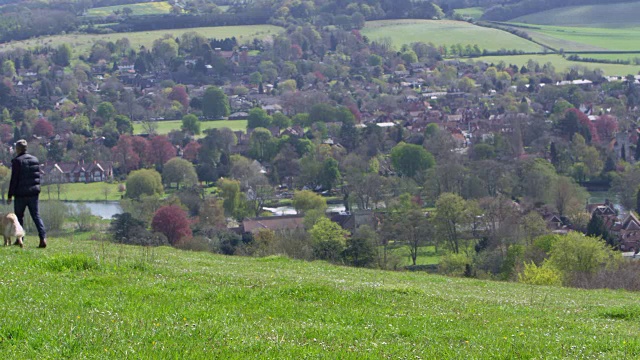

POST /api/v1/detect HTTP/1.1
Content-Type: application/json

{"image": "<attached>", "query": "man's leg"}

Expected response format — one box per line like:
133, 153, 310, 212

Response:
26, 196, 46, 248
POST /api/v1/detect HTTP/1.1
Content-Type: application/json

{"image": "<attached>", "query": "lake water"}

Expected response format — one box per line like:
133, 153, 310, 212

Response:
64, 201, 123, 219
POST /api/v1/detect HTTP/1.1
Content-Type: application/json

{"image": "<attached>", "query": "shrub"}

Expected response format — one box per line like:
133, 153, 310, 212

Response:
38, 201, 69, 233
73, 203, 98, 232
438, 252, 470, 276
518, 261, 562, 286
548, 232, 620, 282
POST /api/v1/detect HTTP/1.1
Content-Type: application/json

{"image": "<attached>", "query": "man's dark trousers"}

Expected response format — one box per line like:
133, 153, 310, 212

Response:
15, 195, 46, 241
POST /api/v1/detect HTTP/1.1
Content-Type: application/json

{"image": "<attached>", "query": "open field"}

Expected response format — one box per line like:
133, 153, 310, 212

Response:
1, 235, 640, 357
133, 119, 248, 135
391, 245, 441, 266
472, 54, 640, 76
0, 25, 283, 57
85, 1, 173, 17
570, 53, 640, 64
362, 20, 543, 52
510, 1, 640, 28
453, 7, 484, 19
41, 182, 123, 202
505, 24, 640, 52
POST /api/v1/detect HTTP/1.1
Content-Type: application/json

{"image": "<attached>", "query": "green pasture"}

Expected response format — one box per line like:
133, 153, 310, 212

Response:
506, 23, 640, 52
453, 7, 484, 19
362, 20, 542, 52
40, 182, 123, 202
133, 119, 248, 135
1, 235, 640, 358
472, 54, 640, 76
510, 1, 640, 28
85, 1, 173, 17
390, 244, 441, 266
0, 25, 283, 58
570, 53, 640, 64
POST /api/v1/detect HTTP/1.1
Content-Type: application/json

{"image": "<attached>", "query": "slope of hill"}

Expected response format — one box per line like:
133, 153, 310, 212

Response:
1, 235, 639, 358
508, 24, 640, 52
510, 1, 640, 28
362, 20, 542, 52
85, 1, 173, 17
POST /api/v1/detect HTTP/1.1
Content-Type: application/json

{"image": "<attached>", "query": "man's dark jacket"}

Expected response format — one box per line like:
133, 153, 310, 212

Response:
8, 153, 42, 198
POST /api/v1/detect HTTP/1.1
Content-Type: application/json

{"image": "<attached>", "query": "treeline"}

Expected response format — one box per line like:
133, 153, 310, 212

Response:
566, 54, 640, 66
0, 9, 76, 43
481, 0, 636, 21
102, 11, 272, 33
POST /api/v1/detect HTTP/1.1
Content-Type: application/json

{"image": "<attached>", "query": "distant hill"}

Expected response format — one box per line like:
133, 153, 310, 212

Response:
510, 1, 640, 27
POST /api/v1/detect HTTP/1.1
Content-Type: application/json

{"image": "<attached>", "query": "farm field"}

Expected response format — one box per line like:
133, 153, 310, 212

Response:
510, 1, 640, 28
510, 24, 640, 52
473, 54, 640, 76
1, 236, 639, 358
362, 20, 543, 52
85, 1, 173, 17
0, 25, 283, 57
570, 53, 640, 64
453, 7, 484, 19
133, 119, 248, 135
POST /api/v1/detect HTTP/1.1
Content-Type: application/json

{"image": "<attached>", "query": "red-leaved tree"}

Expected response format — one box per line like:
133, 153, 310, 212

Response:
149, 135, 176, 169
183, 141, 201, 161
111, 135, 140, 173
0, 124, 13, 143
131, 135, 151, 167
168, 85, 189, 110
151, 205, 192, 245
33, 118, 54, 137
594, 115, 618, 142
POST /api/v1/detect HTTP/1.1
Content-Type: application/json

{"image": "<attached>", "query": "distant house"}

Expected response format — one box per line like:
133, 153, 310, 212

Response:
242, 215, 304, 234
616, 213, 640, 252
42, 160, 113, 184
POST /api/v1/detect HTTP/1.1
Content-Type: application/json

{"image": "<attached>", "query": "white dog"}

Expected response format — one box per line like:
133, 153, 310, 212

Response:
1, 213, 25, 248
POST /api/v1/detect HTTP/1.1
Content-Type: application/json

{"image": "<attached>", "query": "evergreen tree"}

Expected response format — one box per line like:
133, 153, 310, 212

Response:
636, 188, 640, 216
621, 146, 627, 161
635, 137, 640, 161
550, 142, 559, 168
586, 212, 610, 243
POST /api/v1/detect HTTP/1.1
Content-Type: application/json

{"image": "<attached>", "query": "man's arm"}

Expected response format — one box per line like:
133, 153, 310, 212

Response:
7, 159, 20, 202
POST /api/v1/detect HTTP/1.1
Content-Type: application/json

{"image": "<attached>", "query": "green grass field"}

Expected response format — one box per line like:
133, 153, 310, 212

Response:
510, 1, 640, 28
472, 54, 640, 76
85, 1, 173, 17
509, 24, 640, 52
133, 119, 248, 135
0, 25, 283, 58
453, 7, 484, 19
1, 235, 639, 358
40, 182, 123, 202
362, 20, 542, 52
391, 245, 441, 266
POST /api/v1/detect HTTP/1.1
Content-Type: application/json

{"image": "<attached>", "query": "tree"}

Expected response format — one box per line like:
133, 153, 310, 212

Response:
249, 127, 276, 162
109, 212, 147, 243
390, 142, 435, 178
318, 158, 341, 191
152, 36, 179, 64
202, 87, 230, 119
148, 135, 176, 171
181, 114, 201, 135
125, 169, 163, 199
434, 193, 477, 254
162, 157, 198, 189
292, 190, 327, 214
53, 44, 72, 67
344, 225, 378, 267
168, 85, 189, 110
217, 178, 241, 217
97, 101, 116, 122
33, 118, 54, 137
548, 232, 619, 281
151, 205, 192, 245
384, 194, 433, 265
247, 108, 272, 129
271, 112, 291, 129
309, 217, 348, 262
586, 212, 611, 244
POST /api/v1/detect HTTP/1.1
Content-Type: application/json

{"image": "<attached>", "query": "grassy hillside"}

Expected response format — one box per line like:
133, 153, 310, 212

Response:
0, 25, 283, 57
509, 24, 640, 52
85, 1, 173, 17
471, 54, 640, 76
362, 20, 542, 52
133, 119, 248, 135
510, 2, 640, 28
1, 235, 639, 358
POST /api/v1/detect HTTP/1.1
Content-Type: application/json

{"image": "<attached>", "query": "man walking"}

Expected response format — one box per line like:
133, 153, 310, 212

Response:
7, 139, 46, 248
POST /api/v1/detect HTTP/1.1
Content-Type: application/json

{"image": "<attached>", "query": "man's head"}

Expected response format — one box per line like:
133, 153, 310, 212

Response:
15, 139, 27, 154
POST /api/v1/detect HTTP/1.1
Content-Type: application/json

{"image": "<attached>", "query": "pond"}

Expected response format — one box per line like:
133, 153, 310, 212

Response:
63, 201, 123, 219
